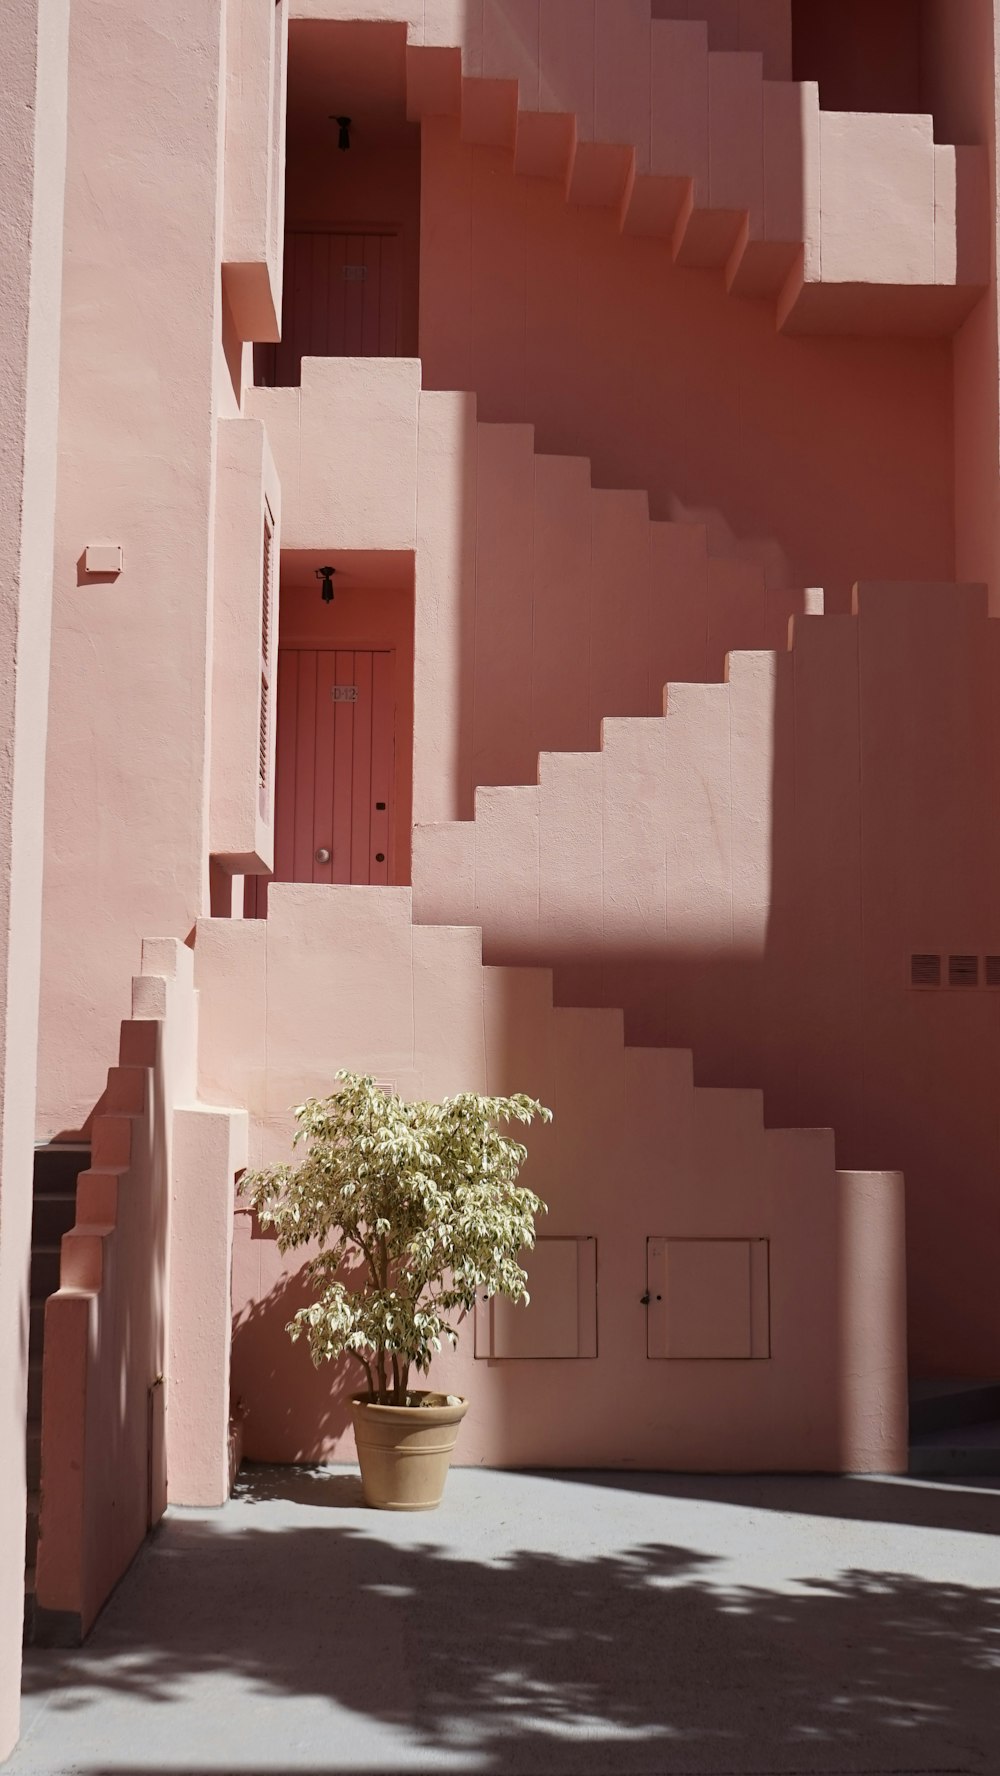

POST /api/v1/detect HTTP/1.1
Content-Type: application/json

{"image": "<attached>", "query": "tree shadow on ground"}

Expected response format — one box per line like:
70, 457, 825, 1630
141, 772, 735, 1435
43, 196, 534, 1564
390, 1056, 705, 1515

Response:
19, 1482, 1000, 1776
548, 1467, 1000, 1540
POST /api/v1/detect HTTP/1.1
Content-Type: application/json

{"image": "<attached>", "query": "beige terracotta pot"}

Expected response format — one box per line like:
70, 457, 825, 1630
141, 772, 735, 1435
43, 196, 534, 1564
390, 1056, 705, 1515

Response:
350, 1392, 469, 1510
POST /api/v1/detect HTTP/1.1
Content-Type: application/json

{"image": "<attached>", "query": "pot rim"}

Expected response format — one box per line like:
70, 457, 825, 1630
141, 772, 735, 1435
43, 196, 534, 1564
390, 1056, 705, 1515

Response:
350, 1391, 468, 1420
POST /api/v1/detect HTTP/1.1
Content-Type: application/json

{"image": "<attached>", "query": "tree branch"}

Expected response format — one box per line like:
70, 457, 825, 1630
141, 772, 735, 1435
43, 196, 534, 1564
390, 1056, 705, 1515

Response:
349, 1349, 376, 1400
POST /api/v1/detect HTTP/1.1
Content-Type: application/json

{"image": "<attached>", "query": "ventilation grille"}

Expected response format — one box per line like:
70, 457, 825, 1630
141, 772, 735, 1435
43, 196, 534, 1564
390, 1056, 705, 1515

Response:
261, 505, 274, 667
258, 672, 269, 793
911, 952, 1000, 989
910, 954, 941, 988
949, 954, 979, 989
259, 503, 274, 802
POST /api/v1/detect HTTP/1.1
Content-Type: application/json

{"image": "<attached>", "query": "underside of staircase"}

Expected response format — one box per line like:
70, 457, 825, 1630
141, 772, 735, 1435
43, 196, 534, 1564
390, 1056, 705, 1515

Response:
291, 0, 988, 335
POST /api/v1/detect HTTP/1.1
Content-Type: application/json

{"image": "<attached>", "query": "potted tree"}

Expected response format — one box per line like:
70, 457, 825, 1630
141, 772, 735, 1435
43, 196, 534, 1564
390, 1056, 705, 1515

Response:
239, 1072, 551, 1510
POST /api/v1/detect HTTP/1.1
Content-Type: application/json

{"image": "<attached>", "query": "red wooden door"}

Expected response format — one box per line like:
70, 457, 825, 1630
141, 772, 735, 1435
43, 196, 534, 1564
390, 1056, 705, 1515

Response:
247, 648, 395, 917
262, 230, 401, 386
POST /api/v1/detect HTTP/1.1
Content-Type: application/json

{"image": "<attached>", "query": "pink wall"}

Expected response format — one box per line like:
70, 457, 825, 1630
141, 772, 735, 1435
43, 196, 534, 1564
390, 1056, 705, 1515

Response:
929, 1, 1000, 612
195, 886, 907, 1475
36, 0, 232, 1138
0, 0, 68, 1752
419, 117, 955, 609
9, 8, 1000, 1683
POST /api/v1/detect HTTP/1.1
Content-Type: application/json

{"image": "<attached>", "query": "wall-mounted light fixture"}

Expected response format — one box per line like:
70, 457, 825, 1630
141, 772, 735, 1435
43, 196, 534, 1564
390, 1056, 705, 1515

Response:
315, 564, 337, 604
330, 114, 352, 151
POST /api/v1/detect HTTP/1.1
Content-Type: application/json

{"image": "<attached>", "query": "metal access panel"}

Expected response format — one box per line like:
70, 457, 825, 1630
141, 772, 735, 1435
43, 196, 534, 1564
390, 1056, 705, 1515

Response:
646, 1237, 770, 1360
474, 1236, 598, 1360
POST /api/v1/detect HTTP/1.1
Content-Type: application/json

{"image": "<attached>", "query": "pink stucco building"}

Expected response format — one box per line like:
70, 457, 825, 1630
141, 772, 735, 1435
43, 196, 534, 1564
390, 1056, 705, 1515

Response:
2, 0, 1000, 1752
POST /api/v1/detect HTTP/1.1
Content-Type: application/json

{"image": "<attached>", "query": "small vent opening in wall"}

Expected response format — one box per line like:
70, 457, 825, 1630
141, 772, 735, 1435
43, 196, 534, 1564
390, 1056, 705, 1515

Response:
258, 672, 269, 791
948, 954, 979, 988
910, 954, 941, 988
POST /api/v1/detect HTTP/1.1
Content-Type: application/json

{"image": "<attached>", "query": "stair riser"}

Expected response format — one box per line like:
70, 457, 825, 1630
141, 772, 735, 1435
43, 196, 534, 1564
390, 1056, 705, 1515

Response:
33, 1146, 90, 1197
30, 1248, 61, 1300
31, 1194, 77, 1247
909, 1385, 1000, 1436
909, 1446, 1000, 1479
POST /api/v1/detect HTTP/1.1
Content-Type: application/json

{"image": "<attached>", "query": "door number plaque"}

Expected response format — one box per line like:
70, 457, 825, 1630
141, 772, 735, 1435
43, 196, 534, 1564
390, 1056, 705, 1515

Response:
332, 685, 358, 703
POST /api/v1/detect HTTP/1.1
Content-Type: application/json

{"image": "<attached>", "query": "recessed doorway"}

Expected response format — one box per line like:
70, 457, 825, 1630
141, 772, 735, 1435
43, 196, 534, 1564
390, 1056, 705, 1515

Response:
246, 561, 413, 918
256, 20, 419, 387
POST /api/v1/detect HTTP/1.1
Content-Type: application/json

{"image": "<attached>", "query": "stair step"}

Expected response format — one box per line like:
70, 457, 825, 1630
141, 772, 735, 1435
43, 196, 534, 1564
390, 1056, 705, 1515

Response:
26, 1428, 41, 1491
909, 1420, 1000, 1478
30, 1244, 61, 1300
909, 1377, 1000, 1436
31, 1190, 78, 1246
25, 1493, 39, 1566
33, 1143, 90, 1197
23, 1568, 35, 1646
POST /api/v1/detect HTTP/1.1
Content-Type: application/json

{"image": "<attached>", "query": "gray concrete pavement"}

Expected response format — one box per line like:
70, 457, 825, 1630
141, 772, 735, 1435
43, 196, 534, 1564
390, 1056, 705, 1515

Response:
6, 1468, 1000, 1775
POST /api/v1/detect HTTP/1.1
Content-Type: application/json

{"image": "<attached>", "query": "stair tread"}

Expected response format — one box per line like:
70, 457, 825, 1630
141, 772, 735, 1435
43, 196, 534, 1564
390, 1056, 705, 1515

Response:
908, 1377, 1000, 1437
909, 1376, 1000, 1401
910, 1418, 1000, 1450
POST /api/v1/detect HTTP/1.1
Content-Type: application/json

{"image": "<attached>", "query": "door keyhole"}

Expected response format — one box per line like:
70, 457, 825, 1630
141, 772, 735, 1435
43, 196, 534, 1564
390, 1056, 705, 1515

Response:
315, 847, 331, 865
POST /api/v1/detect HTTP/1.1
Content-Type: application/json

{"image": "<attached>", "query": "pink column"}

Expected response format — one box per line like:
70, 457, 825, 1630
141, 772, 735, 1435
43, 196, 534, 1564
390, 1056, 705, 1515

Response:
36, 0, 231, 1137
0, 0, 69, 1753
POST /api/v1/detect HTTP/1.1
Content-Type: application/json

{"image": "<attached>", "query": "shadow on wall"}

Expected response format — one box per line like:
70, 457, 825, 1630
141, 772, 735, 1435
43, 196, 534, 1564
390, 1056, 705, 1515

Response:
21, 1479, 1000, 1775
231, 1252, 372, 1461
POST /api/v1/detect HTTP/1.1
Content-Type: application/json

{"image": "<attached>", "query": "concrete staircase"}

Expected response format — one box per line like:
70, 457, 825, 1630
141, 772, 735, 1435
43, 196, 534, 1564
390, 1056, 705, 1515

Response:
390, 0, 989, 331
909, 1380, 1000, 1477
412, 580, 989, 1043
24, 1143, 90, 1642
458, 418, 809, 805
196, 882, 907, 1472
248, 363, 813, 824
410, 580, 1000, 1383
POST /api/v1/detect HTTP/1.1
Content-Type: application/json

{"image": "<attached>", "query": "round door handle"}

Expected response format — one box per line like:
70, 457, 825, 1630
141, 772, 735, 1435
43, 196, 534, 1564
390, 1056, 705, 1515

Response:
315, 847, 331, 865
375, 852, 385, 864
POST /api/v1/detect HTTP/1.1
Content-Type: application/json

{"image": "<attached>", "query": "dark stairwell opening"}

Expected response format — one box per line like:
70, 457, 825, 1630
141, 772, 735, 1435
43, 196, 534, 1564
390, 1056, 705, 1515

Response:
792, 0, 984, 143
255, 20, 420, 388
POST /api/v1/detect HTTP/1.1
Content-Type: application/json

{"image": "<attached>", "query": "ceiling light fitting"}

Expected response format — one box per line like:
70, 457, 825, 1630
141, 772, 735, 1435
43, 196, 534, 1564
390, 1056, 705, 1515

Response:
315, 564, 337, 604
